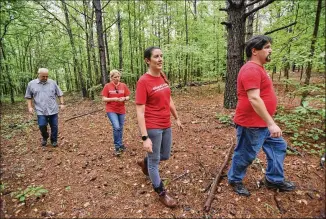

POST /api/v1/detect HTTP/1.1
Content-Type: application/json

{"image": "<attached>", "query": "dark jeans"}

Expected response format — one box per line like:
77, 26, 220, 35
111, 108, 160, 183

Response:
37, 114, 58, 143
228, 125, 287, 184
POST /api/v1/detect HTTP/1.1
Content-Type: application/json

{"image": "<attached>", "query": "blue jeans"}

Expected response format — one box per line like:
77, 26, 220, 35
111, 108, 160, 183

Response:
228, 125, 287, 184
107, 112, 125, 151
147, 128, 172, 188
37, 114, 58, 143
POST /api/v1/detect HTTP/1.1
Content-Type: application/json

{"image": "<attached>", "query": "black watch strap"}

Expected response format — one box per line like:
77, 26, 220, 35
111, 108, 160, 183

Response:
141, 135, 148, 141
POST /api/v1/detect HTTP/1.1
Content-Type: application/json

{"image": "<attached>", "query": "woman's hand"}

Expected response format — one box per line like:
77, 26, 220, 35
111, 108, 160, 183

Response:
176, 118, 184, 130
143, 138, 153, 153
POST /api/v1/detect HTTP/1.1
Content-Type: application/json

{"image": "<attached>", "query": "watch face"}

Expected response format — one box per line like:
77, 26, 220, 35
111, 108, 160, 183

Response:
142, 136, 148, 141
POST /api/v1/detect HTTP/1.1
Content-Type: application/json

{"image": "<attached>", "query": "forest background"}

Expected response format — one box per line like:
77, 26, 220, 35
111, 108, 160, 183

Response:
1, 0, 324, 107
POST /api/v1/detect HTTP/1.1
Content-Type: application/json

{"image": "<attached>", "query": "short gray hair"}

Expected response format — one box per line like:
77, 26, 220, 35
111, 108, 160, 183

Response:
38, 68, 49, 74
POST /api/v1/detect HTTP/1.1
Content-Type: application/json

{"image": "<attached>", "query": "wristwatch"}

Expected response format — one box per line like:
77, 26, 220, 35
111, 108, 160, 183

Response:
141, 135, 148, 141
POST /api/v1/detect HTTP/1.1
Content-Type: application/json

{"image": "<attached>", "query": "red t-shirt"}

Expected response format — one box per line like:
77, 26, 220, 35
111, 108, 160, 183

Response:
101, 82, 130, 114
234, 61, 277, 127
135, 73, 171, 129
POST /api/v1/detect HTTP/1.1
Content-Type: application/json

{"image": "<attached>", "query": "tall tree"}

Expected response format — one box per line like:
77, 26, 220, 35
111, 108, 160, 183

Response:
221, 0, 275, 109
61, 0, 87, 97
301, 0, 322, 104
93, 0, 108, 85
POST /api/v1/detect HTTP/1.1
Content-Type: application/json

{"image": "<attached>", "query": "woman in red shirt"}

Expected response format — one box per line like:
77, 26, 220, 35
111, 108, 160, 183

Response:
102, 69, 130, 156
136, 47, 183, 208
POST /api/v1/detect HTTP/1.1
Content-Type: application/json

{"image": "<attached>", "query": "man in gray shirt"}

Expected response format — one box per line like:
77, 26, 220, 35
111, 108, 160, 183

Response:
25, 68, 65, 147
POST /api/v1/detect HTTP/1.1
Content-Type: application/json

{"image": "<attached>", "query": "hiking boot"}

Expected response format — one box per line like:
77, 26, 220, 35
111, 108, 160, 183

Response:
137, 158, 149, 176
265, 178, 296, 191
158, 191, 177, 208
41, 138, 47, 147
51, 142, 58, 147
229, 181, 250, 197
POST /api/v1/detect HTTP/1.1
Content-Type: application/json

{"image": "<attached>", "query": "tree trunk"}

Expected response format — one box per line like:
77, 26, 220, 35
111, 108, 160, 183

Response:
61, 0, 87, 97
0, 41, 15, 103
89, 7, 100, 85
246, 0, 255, 41
223, 1, 246, 109
302, 0, 322, 104
304, 0, 322, 86
83, 0, 94, 99
117, 5, 123, 71
128, 1, 134, 77
223, 0, 274, 109
93, 0, 108, 86
103, 17, 111, 73
184, 0, 189, 87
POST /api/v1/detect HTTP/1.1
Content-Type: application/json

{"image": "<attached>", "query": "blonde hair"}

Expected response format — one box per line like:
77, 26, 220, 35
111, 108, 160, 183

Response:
38, 68, 49, 74
109, 69, 121, 80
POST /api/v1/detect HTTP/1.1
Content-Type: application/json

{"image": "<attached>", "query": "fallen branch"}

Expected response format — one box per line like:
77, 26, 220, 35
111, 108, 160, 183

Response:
171, 170, 190, 182
273, 193, 286, 214
203, 144, 234, 212
65, 109, 103, 122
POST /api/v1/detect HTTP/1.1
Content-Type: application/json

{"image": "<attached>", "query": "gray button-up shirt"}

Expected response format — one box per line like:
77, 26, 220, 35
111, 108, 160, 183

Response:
25, 79, 63, 116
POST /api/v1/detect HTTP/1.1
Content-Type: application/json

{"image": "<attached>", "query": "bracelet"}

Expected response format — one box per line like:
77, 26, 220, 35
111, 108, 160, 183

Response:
60, 103, 64, 105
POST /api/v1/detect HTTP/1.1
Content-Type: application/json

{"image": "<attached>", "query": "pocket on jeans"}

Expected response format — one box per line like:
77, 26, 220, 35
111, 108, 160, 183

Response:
246, 127, 261, 145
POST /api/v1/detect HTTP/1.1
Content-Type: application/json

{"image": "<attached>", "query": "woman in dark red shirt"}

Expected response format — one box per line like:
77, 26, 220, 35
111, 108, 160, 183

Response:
136, 47, 183, 208
102, 69, 130, 156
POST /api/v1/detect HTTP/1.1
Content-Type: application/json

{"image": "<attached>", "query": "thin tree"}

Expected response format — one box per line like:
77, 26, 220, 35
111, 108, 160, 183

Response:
93, 0, 108, 86
301, 0, 322, 104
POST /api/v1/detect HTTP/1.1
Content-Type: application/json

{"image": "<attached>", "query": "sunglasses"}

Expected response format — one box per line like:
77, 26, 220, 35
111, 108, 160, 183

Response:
115, 87, 118, 94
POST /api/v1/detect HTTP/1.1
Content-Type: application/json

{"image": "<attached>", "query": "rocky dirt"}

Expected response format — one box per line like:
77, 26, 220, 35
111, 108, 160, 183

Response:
0, 81, 325, 218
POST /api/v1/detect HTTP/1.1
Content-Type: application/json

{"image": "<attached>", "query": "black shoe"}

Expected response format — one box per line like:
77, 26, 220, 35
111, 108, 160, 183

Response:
41, 139, 47, 147
229, 182, 250, 197
119, 145, 126, 152
52, 142, 58, 147
265, 178, 296, 191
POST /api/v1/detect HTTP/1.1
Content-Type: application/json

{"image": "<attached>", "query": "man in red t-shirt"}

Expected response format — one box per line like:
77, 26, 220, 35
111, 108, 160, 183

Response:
227, 35, 295, 197
102, 69, 130, 156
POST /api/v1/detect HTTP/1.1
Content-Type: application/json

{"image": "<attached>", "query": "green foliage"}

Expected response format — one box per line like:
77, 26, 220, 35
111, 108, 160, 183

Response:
11, 185, 48, 203
275, 97, 325, 155
216, 113, 233, 125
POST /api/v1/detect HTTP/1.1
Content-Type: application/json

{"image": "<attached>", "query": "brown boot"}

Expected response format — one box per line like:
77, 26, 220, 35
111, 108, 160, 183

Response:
158, 191, 177, 208
137, 158, 149, 176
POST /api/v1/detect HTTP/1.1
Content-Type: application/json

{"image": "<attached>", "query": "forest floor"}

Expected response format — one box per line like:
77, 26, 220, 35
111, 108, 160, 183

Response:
0, 75, 325, 218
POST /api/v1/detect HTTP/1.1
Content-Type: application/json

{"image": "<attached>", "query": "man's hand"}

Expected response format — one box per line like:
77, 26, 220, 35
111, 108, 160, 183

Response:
268, 123, 282, 138
28, 107, 34, 114
60, 104, 65, 110
143, 138, 153, 153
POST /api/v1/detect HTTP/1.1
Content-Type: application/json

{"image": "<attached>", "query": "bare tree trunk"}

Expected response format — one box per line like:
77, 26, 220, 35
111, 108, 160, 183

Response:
117, 5, 123, 71
103, 17, 111, 73
246, 0, 255, 41
89, 7, 100, 85
184, 0, 189, 86
302, 0, 322, 104
61, 0, 87, 97
128, 1, 134, 77
0, 41, 14, 103
83, 0, 94, 99
93, 0, 108, 86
